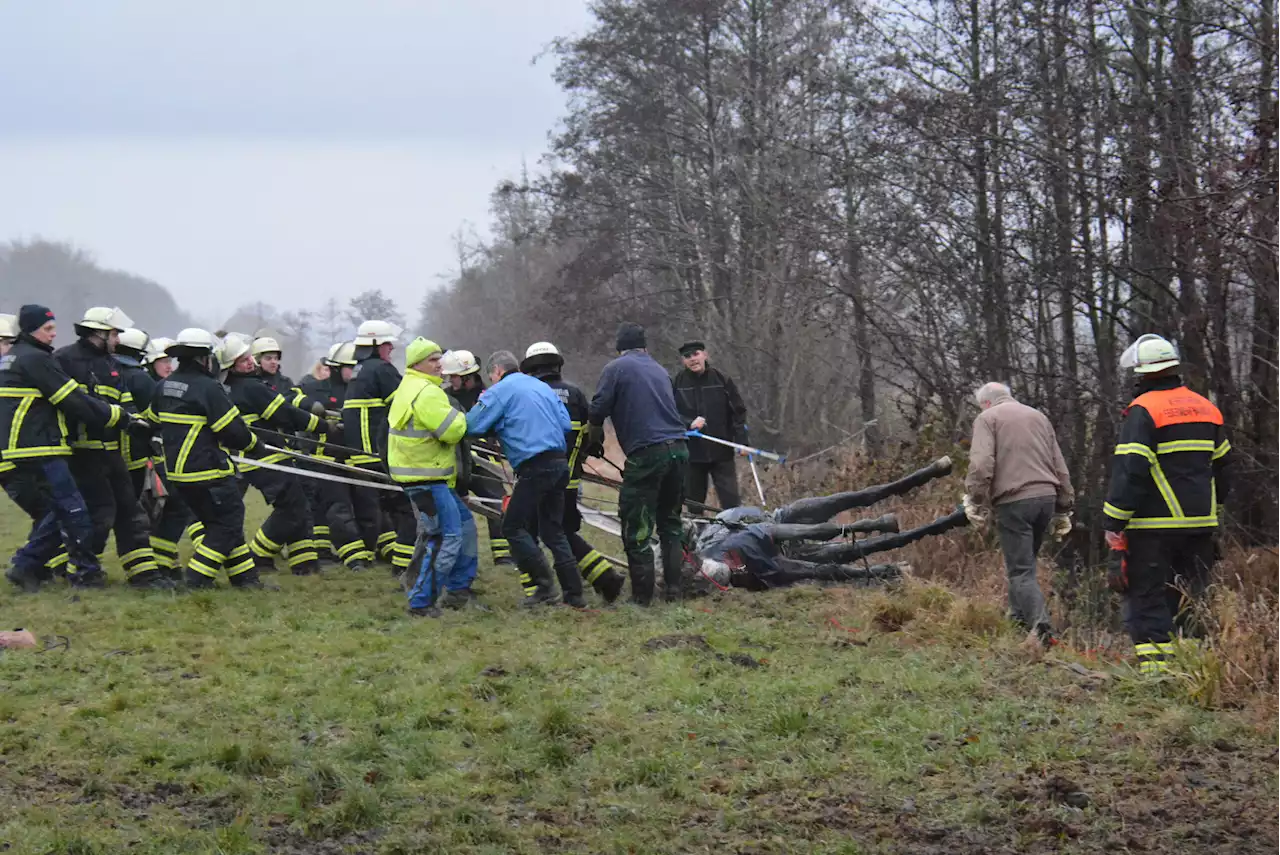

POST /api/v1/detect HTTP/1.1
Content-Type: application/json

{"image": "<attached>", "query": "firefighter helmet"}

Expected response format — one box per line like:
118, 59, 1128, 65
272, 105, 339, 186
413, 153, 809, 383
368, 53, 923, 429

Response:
0, 313, 17, 340
520, 340, 564, 373
252, 336, 282, 357
1120, 334, 1181, 375
145, 337, 174, 364
168, 328, 219, 356
116, 328, 150, 355
323, 341, 357, 367
353, 320, 402, 346
75, 306, 134, 335
441, 349, 480, 377
217, 332, 255, 370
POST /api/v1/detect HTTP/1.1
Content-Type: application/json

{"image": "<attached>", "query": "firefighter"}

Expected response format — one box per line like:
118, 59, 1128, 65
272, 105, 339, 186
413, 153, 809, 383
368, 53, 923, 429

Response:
221, 333, 332, 576
297, 341, 374, 572
0, 313, 15, 354
342, 320, 414, 571
520, 341, 626, 603
54, 307, 168, 588
442, 348, 512, 566
1102, 334, 1233, 676
1, 305, 125, 591
388, 337, 478, 616
138, 336, 198, 581
150, 328, 265, 588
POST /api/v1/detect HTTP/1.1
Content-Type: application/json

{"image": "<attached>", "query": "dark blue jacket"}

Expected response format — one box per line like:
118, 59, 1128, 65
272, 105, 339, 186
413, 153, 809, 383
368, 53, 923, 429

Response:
465, 370, 570, 469
588, 350, 686, 455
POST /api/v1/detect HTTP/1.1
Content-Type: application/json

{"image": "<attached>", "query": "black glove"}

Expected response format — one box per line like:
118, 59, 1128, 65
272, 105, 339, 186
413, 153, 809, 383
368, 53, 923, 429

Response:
586, 424, 606, 458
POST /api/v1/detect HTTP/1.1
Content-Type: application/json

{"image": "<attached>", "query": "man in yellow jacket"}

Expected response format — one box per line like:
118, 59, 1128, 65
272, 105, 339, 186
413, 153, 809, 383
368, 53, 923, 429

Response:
388, 337, 477, 617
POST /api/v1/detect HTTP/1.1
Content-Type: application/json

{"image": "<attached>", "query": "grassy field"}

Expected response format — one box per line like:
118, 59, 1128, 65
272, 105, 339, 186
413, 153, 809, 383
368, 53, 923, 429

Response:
0, 496, 1276, 854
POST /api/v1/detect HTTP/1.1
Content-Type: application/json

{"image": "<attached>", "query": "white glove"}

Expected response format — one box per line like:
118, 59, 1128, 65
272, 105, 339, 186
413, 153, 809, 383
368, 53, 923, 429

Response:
690, 416, 707, 431
962, 494, 988, 529
1050, 513, 1072, 540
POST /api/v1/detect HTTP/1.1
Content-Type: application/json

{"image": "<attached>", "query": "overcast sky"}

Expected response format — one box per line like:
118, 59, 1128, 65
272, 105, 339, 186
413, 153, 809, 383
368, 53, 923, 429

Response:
0, 0, 593, 328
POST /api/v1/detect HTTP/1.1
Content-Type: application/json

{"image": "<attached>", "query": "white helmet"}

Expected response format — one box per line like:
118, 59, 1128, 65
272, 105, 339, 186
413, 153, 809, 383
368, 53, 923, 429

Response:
1120, 333, 1181, 375
76, 306, 134, 334
700, 558, 731, 586
251, 336, 282, 357
441, 349, 480, 377
353, 320, 402, 347
323, 341, 357, 367
217, 332, 255, 370
168, 328, 219, 355
520, 340, 564, 373
145, 337, 174, 364
116, 328, 150, 354
0, 313, 17, 340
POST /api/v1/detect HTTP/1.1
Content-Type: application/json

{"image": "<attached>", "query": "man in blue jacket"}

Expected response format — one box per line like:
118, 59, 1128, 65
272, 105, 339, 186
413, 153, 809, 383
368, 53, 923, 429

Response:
466, 350, 585, 608
588, 322, 690, 605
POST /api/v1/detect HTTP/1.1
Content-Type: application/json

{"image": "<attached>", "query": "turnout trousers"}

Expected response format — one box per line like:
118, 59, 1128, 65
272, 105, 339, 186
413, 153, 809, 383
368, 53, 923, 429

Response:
240, 466, 319, 575
309, 475, 375, 570
173, 478, 257, 585
527, 488, 625, 602
618, 440, 688, 605
133, 464, 197, 580
69, 450, 157, 581
1123, 530, 1214, 675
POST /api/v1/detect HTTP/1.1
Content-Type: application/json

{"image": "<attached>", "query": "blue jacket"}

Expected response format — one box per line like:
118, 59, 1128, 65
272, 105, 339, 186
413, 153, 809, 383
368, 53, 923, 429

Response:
589, 350, 687, 455
465, 370, 570, 469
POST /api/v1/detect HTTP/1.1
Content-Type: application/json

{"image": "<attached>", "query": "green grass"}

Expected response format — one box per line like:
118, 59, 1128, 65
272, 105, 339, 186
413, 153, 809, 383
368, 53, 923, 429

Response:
0, 496, 1275, 854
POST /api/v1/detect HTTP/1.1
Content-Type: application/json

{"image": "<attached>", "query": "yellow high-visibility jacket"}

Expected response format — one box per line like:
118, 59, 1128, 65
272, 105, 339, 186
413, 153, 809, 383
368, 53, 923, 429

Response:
387, 369, 466, 486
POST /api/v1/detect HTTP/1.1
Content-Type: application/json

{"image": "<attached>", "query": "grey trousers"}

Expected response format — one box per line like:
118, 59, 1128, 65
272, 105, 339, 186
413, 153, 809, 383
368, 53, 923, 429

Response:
995, 496, 1055, 630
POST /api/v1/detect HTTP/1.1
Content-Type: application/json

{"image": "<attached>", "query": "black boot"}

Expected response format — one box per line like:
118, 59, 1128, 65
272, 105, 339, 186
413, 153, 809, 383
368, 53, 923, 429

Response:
230, 569, 278, 590
5, 563, 44, 593
128, 569, 177, 590
68, 570, 107, 589
554, 562, 586, 609
184, 568, 217, 589
595, 567, 626, 604
628, 556, 655, 606
292, 560, 321, 577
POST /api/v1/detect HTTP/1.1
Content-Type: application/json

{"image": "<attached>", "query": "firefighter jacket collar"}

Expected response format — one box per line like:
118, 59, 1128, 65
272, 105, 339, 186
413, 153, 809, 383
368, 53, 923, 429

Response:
17, 332, 52, 353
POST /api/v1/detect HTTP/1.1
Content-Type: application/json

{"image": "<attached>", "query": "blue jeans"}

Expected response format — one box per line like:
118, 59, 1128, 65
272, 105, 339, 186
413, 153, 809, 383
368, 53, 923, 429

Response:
11, 458, 100, 576
405, 483, 478, 609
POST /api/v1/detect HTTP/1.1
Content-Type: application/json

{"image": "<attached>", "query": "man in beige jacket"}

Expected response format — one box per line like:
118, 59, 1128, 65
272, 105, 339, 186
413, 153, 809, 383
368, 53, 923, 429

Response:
964, 382, 1073, 645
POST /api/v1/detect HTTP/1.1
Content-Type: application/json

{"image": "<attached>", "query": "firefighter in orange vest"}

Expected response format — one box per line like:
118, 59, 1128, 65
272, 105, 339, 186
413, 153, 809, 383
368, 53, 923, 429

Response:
1102, 334, 1232, 675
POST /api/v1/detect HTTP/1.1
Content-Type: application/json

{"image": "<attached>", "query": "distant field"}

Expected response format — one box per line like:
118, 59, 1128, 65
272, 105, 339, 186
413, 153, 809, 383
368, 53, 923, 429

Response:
0, 495, 1275, 854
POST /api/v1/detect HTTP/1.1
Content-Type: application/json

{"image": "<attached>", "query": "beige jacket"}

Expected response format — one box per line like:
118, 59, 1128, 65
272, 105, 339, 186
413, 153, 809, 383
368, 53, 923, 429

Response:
965, 395, 1073, 511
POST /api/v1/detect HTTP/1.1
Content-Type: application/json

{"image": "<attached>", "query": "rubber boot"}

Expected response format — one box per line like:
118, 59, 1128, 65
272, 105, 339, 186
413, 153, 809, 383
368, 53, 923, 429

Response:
292, 559, 321, 577
628, 556, 655, 607
68, 569, 107, 589
5, 563, 44, 593
184, 568, 217, 589
230, 568, 277, 590
596, 568, 626, 604
661, 540, 685, 603
128, 568, 177, 590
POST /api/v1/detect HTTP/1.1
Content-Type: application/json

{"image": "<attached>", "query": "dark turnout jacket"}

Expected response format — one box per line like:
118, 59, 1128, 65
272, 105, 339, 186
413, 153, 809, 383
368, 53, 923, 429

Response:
672, 364, 748, 463
225, 371, 322, 472
1102, 375, 1232, 533
149, 363, 254, 483
343, 355, 402, 465
55, 337, 130, 452
0, 335, 122, 462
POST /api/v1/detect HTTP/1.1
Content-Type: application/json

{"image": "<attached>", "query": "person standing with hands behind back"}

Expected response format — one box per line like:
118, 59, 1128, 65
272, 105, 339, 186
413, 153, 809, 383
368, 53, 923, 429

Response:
672, 340, 748, 512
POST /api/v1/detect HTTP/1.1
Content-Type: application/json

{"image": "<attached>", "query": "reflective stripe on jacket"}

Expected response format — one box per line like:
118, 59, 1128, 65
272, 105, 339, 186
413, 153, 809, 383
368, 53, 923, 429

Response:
0, 336, 122, 461
387, 369, 466, 485
1102, 378, 1231, 532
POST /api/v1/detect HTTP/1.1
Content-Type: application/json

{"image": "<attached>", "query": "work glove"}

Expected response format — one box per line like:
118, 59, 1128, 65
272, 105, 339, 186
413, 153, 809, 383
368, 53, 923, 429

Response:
586, 423, 606, 458
1105, 530, 1128, 593
690, 416, 707, 431
961, 494, 988, 530
1049, 513, 1072, 540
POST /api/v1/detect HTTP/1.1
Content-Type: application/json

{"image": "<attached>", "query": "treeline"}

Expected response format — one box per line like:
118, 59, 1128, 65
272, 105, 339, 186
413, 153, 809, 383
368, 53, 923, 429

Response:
422, 0, 1278, 548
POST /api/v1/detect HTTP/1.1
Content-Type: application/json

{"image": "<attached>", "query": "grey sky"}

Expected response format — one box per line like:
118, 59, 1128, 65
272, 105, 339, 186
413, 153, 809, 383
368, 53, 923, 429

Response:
0, 0, 592, 328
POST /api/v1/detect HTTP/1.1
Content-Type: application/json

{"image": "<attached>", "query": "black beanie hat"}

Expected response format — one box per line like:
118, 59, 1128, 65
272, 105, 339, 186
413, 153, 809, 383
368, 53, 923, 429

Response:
19, 305, 54, 334
615, 322, 646, 352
